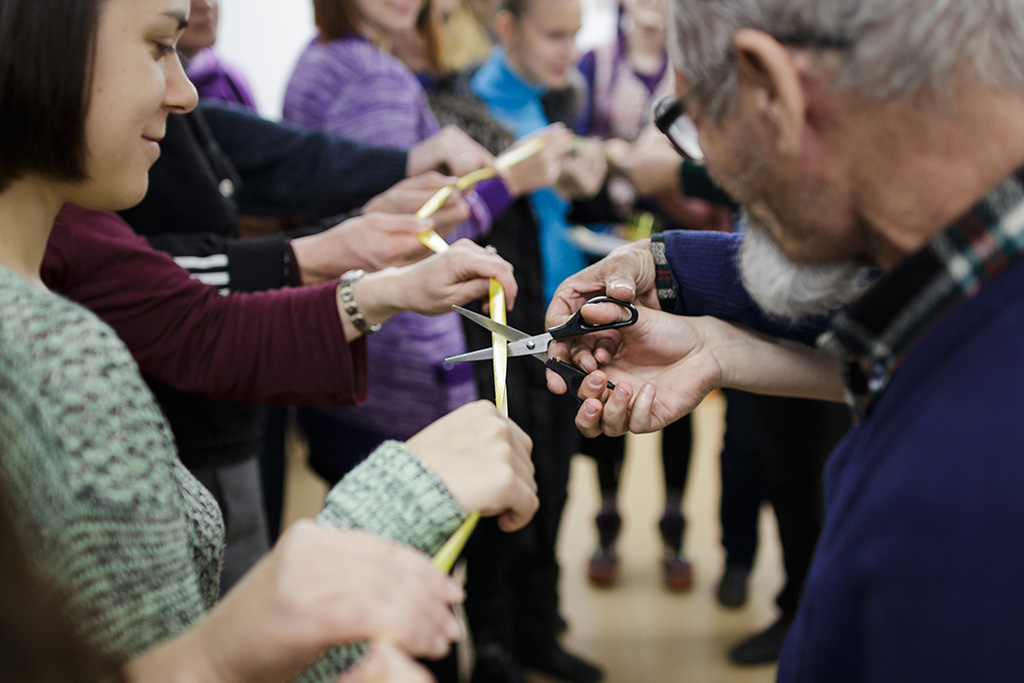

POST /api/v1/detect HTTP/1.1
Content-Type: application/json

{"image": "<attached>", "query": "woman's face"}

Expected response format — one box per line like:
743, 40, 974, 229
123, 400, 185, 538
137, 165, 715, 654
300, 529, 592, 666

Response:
177, 0, 219, 59
353, 0, 427, 42
621, 0, 665, 31
392, 0, 458, 73
502, 0, 582, 90
70, 0, 198, 210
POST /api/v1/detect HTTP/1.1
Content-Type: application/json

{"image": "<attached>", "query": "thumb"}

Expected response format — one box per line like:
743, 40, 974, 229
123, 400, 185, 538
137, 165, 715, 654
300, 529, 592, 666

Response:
605, 278, 637, 302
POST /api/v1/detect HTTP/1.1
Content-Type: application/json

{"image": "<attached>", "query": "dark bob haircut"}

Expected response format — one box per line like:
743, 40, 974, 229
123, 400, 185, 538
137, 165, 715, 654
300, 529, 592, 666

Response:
0, 0, 100, 192
313, 0, 442, 73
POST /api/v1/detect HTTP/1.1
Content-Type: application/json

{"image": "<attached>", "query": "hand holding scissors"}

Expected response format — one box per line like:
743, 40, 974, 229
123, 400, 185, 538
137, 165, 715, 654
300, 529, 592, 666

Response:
445, 296, 639, 403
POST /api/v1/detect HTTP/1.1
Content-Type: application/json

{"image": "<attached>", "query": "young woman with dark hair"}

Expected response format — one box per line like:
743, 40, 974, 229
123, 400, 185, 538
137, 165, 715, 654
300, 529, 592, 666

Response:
0, 0, 538, 680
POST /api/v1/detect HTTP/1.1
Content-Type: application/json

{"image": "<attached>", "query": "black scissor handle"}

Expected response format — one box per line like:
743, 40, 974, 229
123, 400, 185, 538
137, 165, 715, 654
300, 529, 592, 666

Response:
545, 358, 616, 405
547, 296, 639, 341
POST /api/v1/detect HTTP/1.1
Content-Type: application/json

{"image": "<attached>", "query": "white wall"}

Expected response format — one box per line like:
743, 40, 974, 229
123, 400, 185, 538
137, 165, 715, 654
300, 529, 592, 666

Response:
215, 0, 617, 120
215, 0, 314, 119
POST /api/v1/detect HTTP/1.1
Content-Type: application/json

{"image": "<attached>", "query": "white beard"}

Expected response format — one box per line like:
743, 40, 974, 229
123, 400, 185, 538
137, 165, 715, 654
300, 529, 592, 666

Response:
737, 212, 875, 321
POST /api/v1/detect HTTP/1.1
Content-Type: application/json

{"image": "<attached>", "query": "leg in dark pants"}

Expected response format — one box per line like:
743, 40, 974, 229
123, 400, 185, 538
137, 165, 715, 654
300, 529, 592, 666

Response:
579, 413, 695, 590
717, 389, 764, 608
728, 395, 851, 665
466, 362, 601, 683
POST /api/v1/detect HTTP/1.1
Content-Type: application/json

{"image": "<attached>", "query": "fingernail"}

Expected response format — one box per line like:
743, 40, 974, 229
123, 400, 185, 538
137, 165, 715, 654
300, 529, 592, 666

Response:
586, 375, 604, 389
615, 387, 629, 401
610, 280, 635, 295
640, 383, 655, 400
584, 404, 598, 417
446, 617, 463, 641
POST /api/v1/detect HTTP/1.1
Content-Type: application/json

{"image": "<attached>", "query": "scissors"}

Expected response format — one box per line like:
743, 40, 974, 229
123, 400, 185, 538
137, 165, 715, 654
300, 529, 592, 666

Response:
445, 296, 639, 403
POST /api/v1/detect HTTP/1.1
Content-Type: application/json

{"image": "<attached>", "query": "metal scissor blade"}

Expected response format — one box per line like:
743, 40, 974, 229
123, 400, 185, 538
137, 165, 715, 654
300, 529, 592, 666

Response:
445, 347, 500, 363
445, 346, 549, 363
451, 305, 530, 341
505, 333, 555, 359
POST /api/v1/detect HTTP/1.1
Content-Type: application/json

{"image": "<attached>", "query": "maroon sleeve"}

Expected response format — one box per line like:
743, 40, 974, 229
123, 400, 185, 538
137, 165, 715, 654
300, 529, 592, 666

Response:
42, 204, 368, 406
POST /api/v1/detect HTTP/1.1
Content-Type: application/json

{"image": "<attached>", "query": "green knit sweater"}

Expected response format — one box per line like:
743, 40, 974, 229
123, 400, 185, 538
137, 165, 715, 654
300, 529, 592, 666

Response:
0, 267, 467, 680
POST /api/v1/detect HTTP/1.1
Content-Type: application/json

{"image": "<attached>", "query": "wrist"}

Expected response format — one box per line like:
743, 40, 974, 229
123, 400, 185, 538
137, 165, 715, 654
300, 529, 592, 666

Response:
336, 268, 404, 339
337, 269, 388, 339
292, 233, 360, 286
124, 627, 228, 683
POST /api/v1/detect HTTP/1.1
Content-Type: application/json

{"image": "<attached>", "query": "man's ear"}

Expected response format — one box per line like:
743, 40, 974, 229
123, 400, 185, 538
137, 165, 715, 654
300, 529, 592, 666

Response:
492, 9, 515, 47
733, 29, 806, 157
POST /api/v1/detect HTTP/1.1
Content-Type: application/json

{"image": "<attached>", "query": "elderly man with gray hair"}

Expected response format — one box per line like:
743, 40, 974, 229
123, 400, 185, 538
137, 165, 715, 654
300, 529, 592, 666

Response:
545, 0, 1024, 679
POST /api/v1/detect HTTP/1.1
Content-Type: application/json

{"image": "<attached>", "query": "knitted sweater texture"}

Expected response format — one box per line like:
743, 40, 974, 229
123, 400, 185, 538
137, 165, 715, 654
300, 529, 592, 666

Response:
0, 266, 467, 680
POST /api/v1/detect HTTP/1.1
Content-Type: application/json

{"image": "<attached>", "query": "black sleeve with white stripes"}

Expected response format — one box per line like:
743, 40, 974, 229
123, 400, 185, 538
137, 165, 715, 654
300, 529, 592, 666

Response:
144, 232, 292, 294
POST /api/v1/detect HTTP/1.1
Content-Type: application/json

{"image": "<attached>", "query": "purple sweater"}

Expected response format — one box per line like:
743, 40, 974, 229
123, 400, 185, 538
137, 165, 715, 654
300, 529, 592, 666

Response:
283, 35, 510, 438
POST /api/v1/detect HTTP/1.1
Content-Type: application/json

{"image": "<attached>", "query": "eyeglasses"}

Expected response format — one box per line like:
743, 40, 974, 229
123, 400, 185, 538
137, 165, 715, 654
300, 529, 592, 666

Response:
655, 32, 851, 161
654, 95, 704, 161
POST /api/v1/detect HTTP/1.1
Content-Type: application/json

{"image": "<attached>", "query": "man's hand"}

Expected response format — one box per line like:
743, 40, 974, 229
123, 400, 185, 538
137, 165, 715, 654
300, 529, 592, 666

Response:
291, 212, 437, 284
545, 238, 659, 371
406, 401, 538, 532
549, 302, 846, 437
363, 172, 471, 236
551, 303, 725, 437
407, 125, 496, 177
556, 137, 609, 199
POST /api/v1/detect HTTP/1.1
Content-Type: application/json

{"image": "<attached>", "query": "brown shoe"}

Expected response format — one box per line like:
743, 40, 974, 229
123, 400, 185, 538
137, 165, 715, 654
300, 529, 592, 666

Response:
662, 549, 694, 592
587, 546, 619, 587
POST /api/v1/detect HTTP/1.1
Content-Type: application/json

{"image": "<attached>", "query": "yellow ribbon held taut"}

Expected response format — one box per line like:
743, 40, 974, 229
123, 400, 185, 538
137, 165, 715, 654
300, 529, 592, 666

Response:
421, 138, 548, 571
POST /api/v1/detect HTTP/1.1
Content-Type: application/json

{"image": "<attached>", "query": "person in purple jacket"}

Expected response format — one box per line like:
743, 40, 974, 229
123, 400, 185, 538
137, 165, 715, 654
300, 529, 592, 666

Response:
282, 0, 567, 484
177, 0, 259, 111
545, 0, 1024, 681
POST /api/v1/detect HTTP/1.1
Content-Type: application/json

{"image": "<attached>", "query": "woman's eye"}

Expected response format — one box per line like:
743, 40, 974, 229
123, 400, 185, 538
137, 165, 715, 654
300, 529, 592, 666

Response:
153, 42, 176, 59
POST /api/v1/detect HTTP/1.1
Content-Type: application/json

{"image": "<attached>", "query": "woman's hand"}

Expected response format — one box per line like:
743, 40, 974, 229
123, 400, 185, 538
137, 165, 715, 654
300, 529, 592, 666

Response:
363, 172, 471, 237
127, 522, 463, 682
406, 401, 538, 532
336, 641, 435, 683
556, 136, 609, 200
500, 125, 572, 197
407, 125, 496, 177
341, 239, 517, 339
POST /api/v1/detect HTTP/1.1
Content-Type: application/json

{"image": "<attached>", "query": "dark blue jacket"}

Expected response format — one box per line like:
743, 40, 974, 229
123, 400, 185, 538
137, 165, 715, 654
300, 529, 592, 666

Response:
660, 229, 1024, 681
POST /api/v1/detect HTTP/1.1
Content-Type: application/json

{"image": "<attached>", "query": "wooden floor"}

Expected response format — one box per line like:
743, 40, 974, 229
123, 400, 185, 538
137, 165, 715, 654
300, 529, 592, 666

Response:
282, 391, 782, 683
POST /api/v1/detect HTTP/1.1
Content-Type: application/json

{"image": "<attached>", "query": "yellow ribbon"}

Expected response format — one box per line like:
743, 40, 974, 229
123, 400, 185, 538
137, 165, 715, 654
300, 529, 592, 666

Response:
419, 138, 550, 570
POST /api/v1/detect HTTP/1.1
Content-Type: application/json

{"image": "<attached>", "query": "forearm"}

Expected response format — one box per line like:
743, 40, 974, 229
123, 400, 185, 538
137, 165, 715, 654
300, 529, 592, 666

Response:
299, 442, 465, 681
43, 207, 366, 405
707, 317, 847, 402
199, 102, 408, 220
124, 630, 223, 683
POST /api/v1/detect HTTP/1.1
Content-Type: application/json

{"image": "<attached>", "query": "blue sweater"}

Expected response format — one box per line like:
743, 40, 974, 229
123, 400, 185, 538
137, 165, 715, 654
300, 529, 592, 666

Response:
471, 48, 587, 304
659, 229, 1024, 681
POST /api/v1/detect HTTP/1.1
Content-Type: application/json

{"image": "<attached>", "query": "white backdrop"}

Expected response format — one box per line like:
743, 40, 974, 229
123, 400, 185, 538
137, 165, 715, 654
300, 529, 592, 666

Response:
214, 0, 618, 120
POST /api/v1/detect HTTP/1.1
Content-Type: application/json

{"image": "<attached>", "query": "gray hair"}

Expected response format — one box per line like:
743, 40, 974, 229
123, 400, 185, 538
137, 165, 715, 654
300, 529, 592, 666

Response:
668, 0, 1024, 118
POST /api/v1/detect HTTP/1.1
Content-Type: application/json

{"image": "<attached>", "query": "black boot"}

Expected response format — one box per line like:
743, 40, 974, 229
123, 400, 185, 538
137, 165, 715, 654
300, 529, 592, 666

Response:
520, 634, 604, 683
728, 614, 794, 665
470, 642, 527, 683
716, 564, 750, 608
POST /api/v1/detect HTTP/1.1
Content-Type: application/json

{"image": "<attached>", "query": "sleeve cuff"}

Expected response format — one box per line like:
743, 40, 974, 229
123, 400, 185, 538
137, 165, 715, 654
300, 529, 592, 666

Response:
316, 441, 467, 555
651, 233, 682, 314
225, 233, 290, 292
